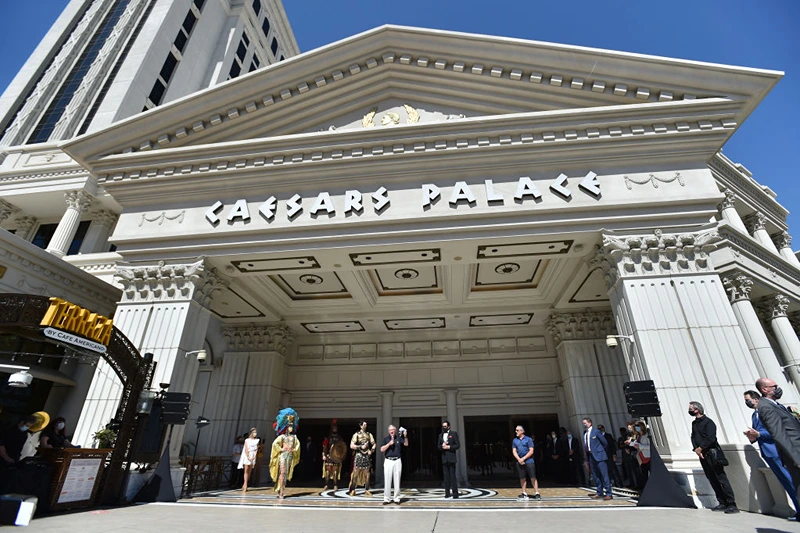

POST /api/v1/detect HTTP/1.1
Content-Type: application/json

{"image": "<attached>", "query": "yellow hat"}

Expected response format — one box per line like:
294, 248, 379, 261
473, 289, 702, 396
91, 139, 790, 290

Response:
29, 411, 50, 432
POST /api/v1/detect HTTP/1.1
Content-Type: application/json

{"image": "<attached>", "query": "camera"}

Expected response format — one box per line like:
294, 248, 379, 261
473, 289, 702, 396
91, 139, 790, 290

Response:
606, 336, 618, 349
196, 350, 207, 363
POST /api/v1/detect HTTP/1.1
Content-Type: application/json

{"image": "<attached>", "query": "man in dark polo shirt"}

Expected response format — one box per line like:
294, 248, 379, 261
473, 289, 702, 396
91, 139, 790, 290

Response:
512, 425, 541, 500
0, 415, 37, 465
380, 425, 408, 504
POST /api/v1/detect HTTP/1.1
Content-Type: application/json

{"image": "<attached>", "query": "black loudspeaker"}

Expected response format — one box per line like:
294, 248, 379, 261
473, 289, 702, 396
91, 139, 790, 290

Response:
131, 402, 167, 463
161, 392, 191, 425
624, 380, 662, 418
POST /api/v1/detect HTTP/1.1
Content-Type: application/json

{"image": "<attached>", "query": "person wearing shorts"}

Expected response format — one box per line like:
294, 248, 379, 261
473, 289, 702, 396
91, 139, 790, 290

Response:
512, 425, 541, 500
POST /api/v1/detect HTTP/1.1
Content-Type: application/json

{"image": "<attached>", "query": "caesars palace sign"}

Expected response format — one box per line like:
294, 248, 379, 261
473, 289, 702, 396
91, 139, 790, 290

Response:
204, 172, 601, 225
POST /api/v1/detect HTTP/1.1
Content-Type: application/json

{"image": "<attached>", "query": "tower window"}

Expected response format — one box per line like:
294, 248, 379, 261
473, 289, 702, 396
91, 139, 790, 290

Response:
252, 0, 261, 16
261, 17, 270, 37
270, 37, 278, 56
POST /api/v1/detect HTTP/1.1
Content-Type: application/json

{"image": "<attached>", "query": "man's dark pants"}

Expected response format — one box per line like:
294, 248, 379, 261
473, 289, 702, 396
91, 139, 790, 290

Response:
443, 462, 458, 497
588, 452, 611, 496
699, 456, 736, 506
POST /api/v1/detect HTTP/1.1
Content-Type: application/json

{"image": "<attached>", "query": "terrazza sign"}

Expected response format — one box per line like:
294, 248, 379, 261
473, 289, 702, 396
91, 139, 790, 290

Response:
204, 172, 600, 225
40, 297, 113, 350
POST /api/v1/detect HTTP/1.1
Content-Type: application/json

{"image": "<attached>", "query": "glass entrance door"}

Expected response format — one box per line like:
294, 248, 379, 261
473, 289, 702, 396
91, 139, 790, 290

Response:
398, 416, 441, 483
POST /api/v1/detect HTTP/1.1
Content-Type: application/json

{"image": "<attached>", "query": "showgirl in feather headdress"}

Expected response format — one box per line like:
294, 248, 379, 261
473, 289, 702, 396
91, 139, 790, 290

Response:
269, 407, 301, 499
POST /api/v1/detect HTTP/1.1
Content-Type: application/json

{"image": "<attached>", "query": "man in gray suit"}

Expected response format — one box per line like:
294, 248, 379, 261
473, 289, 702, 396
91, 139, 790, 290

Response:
755, 377, 800, 522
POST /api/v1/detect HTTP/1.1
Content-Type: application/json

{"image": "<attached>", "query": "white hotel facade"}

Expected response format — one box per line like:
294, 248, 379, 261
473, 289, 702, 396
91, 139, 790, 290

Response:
1, 0, 800, 514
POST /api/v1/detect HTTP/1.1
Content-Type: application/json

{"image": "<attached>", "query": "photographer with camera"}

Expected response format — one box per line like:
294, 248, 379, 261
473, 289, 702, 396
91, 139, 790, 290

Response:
380, 425, 408, 504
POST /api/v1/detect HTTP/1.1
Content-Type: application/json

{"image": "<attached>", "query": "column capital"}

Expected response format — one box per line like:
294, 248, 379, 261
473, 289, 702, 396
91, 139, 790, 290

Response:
546, 311, 616, 344
757, 294, 791, 321
14, 215, 38, 237
722, 273, 754, 303
719, 188, 737, 210
0, 198, 20, 223
115, 259, 228, 306
773, 231, 792, 250
592, 228, 721, 284
90, 209, 119, 228
744, 212, 767, 234
64, 190, 94, 212
222, 323, 294, 355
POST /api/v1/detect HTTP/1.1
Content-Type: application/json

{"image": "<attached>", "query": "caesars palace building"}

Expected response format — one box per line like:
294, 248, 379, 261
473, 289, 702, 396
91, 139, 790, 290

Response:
2, 0, 800, 510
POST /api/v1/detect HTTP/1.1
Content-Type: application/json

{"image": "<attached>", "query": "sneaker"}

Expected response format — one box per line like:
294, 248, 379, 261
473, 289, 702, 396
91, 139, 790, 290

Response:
519, 493, 530, 499
383, 501, 391, 505
533, 493, 542, 500
724, 506, 739, 514
711, 504, 727, 512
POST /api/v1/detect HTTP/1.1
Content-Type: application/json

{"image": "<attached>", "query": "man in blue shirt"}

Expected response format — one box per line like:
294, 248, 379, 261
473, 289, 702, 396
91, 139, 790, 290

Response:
512, 425, 541, 500
743, 389, 799, 520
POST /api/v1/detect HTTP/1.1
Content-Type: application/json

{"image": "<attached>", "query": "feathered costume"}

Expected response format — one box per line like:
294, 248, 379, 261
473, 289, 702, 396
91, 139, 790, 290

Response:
269, 407, 301, 497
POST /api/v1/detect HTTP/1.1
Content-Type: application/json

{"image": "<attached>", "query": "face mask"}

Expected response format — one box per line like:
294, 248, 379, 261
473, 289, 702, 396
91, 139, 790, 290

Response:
774, 387, 784, 400
551, 434, 556, 438
745, 400, 755, 409
20, 425, 30, 432
688, 409, 696, 416
567, 433, 572, 437
442, 427, 448, 432
56, 422, 65, 430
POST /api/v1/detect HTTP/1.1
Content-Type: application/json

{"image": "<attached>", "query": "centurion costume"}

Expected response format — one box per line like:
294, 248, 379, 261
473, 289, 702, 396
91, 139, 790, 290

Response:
322, 419, 346, 490
348, 422, 376, 496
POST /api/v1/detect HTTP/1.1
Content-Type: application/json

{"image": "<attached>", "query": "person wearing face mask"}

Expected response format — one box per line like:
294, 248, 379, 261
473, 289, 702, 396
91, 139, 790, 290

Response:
0, 415, 37, 465
755, 377, 800, 522
689, 401, 738, 513
625, 420, 650, 489
566, 428, 584, 485
39, 417, 77, 449
743, 389, 799, 521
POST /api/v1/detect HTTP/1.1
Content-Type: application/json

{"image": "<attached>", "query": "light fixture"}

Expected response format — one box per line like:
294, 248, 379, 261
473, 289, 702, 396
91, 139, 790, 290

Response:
137, 390, 158, 414
606, 334, 635, 349
196, 416, 211, 429
1, 364, 32, 388
184, 350, 207, 362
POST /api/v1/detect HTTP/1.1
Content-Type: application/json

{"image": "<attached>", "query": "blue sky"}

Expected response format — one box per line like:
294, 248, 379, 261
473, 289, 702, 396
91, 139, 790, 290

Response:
1, 1, 798, 239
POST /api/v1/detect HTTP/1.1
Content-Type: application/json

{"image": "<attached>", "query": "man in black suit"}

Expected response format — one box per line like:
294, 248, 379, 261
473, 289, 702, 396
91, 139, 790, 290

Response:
438, 420, 460, 498
756, 377, 800, 522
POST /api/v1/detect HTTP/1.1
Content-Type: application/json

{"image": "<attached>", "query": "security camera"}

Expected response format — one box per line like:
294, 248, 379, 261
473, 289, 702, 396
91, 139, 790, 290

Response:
606, 336, 618, 349
195, 350, 207, 363
8, 370, 33, 388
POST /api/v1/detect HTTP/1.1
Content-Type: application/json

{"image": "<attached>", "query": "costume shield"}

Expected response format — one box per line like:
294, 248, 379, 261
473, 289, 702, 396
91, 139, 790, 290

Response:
329, 439, 348, 464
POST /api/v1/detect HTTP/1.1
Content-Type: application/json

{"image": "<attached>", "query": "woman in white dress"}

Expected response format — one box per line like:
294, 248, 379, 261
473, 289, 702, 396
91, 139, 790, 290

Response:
238, 428, 260, 492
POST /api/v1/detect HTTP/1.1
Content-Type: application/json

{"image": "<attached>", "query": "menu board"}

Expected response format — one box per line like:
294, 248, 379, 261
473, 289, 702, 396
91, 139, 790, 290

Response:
57, 458, 103, 504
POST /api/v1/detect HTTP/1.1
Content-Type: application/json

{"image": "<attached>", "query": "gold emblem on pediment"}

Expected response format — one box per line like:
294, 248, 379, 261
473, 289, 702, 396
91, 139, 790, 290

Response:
362, 104, 420, 128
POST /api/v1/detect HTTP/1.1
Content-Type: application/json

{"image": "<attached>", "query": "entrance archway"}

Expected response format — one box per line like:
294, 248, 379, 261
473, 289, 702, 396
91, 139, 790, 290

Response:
0, 293, 154, 503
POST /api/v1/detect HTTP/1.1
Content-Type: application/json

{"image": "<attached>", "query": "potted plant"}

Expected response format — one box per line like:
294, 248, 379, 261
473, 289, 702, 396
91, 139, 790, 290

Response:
93, 428, 117, 449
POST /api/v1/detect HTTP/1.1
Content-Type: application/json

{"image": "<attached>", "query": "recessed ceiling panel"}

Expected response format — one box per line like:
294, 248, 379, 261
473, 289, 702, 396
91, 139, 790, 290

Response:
350, 249, 440, 266
303, 321, 364, 333
569, 268, 610, 303
232, 256, 319, 273
270, 272, 351, 300
470, 313, 533, 327
384, 317, 446, 330
209, 287, 265, 319
371, 266, 441, 295
477, 240, 572, 259
475, 260, 541, 287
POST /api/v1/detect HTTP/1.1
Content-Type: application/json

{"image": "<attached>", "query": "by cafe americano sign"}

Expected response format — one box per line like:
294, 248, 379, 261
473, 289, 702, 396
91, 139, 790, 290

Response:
204, 171, 601, 225
39, 297, 113, 353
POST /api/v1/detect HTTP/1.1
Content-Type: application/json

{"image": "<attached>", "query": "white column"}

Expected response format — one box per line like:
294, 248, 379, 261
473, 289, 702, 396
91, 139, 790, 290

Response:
45, 190, 93, 257
444, 389, 466, 484
718, 189, 748, 233
78, 209, 118, 254
547, 312, 628, 435
761, 295, 800, 393
722, 274, 799, 402
73, 260, 226, 460
377, 391, 393, 483
745, 212, 781, 255
774, 231, 800, 268
14, 216, 38, 241
595, 229, 759, 462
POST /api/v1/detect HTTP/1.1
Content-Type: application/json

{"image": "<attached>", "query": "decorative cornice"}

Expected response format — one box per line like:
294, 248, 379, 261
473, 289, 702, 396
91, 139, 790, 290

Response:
709, 154, 787, 223
716, 225, 800, 286
744, 212, 767, 234
592, 229, 721, 285
546, 311, 616, 344
0, 167, 89, 183
90, 209, 119, 228
115, 259, 228, 306
722, 273, 753, 303
756, 294, 791, 321
0, 198, 20, 222
773, 231, 792, 250
718, 188, 736, 210
222, 323, 294, 355
64, 190, 94, 212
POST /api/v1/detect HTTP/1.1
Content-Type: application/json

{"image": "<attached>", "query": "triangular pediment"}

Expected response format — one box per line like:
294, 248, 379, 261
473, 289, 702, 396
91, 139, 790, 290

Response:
64, 25, 780, 166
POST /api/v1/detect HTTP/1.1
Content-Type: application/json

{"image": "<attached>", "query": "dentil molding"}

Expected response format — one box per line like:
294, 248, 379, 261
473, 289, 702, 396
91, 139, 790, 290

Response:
545, 311, 616, 344
115, 259, 227, 306
222, 324, 294, 355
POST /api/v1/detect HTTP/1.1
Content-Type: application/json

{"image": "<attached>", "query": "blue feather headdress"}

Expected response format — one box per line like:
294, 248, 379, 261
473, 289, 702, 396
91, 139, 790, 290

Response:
273, 407, 299, 435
